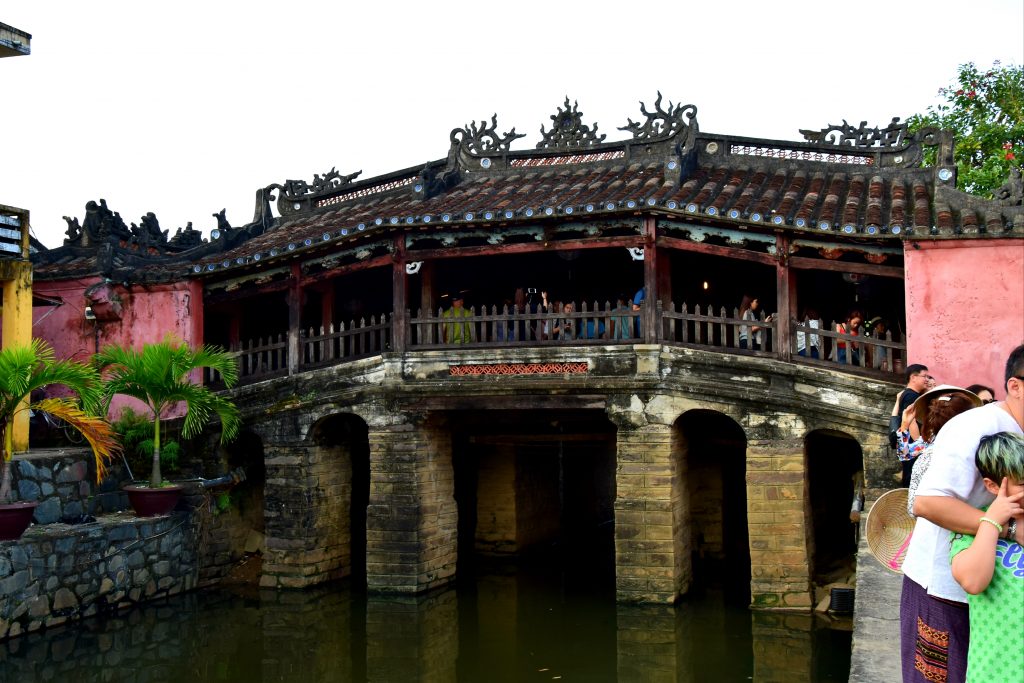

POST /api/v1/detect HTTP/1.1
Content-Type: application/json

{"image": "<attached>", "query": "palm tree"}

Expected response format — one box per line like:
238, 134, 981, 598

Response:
0, 339, 119, 503
94, 338, 241, 487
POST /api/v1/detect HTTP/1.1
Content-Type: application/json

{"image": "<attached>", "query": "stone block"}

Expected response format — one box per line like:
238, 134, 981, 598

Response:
17, 479, 41, 500
27, 595, 49, 618
53, 587, 77, 611
1, 569, 30, 595
34, 498, 62, 524
56, 461, 88, 484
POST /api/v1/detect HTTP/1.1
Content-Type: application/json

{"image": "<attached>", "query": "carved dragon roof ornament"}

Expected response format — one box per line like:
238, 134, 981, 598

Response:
799, 117, 917, 148
797, 117, 951, 168
619, 92, 698, 143
272, 167, 362, 217
451, 114, 526, 156
279, 167, 362, 201
536, 98, 606, 149
993, 166, 1023, 206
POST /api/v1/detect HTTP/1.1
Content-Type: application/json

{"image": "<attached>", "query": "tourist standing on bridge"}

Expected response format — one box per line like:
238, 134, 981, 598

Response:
738, 295, 765, 351
899, 344, 1024, 683
834, 310, 863, 365
442, 292, 474, 344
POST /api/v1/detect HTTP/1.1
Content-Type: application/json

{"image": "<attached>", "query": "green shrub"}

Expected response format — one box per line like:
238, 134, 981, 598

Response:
112, 407, 182, 477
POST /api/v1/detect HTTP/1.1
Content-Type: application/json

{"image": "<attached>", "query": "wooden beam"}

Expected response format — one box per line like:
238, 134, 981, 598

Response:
788, 255, 903, 278
655, 235, 778, 266
300, 253, 395, 286
407, 235, 642, 261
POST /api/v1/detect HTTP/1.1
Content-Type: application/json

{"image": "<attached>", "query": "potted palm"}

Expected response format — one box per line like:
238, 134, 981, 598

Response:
94, 338, 241, 517
0, 339, 119, 540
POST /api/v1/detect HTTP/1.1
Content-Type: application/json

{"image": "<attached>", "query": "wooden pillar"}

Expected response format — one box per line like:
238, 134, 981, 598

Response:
287, 262, 301, 375
391, 235, 408, 352
775, 234, 794, 360
228, 313, 241, 349
321, 284, 335, 329
642, 217, 658, 343
1, 259, 32, 452
420, 260, 436, 345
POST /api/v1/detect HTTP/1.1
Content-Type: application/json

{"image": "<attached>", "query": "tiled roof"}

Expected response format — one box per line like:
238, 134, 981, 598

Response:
33, 101, 1024, 283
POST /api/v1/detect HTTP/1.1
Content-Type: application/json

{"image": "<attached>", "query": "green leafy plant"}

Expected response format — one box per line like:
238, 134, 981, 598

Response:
907, 61, 1024, 196
0, 339, 119, 503
95, 337, 241, 488
112, 407, 183, 478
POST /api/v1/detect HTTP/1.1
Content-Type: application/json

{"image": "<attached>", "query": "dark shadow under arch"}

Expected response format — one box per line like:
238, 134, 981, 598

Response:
451, 409, 617, 589
805, 429, 863, 586
309, 413, 370, 584
676, 409, 750, 602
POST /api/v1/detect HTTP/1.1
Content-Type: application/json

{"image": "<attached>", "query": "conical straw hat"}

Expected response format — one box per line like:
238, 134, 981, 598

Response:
866, 488, 916, 574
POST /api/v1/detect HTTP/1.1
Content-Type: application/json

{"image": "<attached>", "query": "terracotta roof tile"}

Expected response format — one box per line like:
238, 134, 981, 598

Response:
912, 181, 931, 228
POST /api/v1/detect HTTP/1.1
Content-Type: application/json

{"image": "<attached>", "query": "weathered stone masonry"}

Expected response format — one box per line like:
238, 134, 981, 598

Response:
0, 512, 199, 640
229, 345, 895, 607
366, 414, 457, 594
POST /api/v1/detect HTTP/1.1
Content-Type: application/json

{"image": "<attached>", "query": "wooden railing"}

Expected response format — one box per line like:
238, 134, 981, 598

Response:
210, 302, 906, 385
301, 316, 392, 368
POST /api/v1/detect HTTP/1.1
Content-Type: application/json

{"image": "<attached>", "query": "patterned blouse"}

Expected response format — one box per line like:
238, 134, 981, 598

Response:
895, 429, 926, 462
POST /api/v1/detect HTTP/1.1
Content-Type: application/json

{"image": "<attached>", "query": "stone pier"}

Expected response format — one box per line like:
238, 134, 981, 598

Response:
365, 414, 458, 593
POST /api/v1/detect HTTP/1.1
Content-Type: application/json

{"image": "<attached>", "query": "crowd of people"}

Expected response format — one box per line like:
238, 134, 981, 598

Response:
887, 346, 1024, 683
440, 288, 895, 364
441, 287, 647, 344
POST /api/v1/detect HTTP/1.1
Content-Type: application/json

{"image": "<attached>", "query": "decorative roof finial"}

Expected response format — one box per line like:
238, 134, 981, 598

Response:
536, 97, 606, 149
799, 117, 910, 148
450, 114, 526, 155
619, 92, 698, 142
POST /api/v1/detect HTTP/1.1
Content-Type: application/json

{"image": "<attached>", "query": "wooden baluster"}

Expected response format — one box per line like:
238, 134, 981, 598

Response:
718, 306, 726, 350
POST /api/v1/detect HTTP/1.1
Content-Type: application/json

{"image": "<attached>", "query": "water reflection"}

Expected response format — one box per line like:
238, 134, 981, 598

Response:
0, 569, 849, 682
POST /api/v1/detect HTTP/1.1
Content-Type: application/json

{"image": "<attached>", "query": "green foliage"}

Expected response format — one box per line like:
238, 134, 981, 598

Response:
111, 407, 181, 476
907, 61, 1024, 196
96, 336, 241, 487
0, 340, 118, 502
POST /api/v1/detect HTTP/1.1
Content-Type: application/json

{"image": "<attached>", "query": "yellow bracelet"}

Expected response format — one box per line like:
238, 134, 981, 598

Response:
979, 517, 1004, 534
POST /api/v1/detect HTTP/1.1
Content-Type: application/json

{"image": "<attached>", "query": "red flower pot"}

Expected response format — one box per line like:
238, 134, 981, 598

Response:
124, 484, 182, 517
0, 501, 40, 540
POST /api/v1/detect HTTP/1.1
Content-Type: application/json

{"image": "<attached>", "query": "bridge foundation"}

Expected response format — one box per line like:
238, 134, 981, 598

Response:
746, 438, 814, 609
366, 414, 458, 593
613, 421, 691, 603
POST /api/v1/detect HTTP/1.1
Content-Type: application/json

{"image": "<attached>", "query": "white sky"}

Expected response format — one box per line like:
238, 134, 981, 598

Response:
3, 0, 1023, 249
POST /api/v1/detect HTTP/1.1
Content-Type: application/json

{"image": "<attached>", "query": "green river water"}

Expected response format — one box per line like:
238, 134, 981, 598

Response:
0, 559, 850, 682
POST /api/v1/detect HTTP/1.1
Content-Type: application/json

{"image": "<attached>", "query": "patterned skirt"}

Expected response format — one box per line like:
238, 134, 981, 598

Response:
900, 576, 969, 683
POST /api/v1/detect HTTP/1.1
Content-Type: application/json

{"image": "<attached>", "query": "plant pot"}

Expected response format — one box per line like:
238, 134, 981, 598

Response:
0, 501, 40, 541
124, 484, 182, 517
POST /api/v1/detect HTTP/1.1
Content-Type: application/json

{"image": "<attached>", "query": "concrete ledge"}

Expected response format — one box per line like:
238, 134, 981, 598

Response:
849, 531, 902, 682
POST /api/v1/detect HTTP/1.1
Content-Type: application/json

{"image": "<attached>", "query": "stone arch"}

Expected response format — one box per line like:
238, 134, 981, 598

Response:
306, 412, 371, 582
220, 427, 266, 540
675, 409, 750, 599
804, 429, 863, 587
450, 408, 617, 581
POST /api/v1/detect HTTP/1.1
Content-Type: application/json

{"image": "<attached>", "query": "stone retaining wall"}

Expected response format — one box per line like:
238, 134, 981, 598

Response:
0, 449, 259, 641
0, 512, 199, 639
8, 450, 127, 523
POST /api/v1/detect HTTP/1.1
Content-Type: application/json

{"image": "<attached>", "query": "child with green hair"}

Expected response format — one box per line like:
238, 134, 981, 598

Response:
950, 431, 1024, 683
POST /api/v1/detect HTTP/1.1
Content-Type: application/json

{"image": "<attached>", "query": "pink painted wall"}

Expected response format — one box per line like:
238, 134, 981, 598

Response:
29, 277, 200, 418
904, 239, 1024, 398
